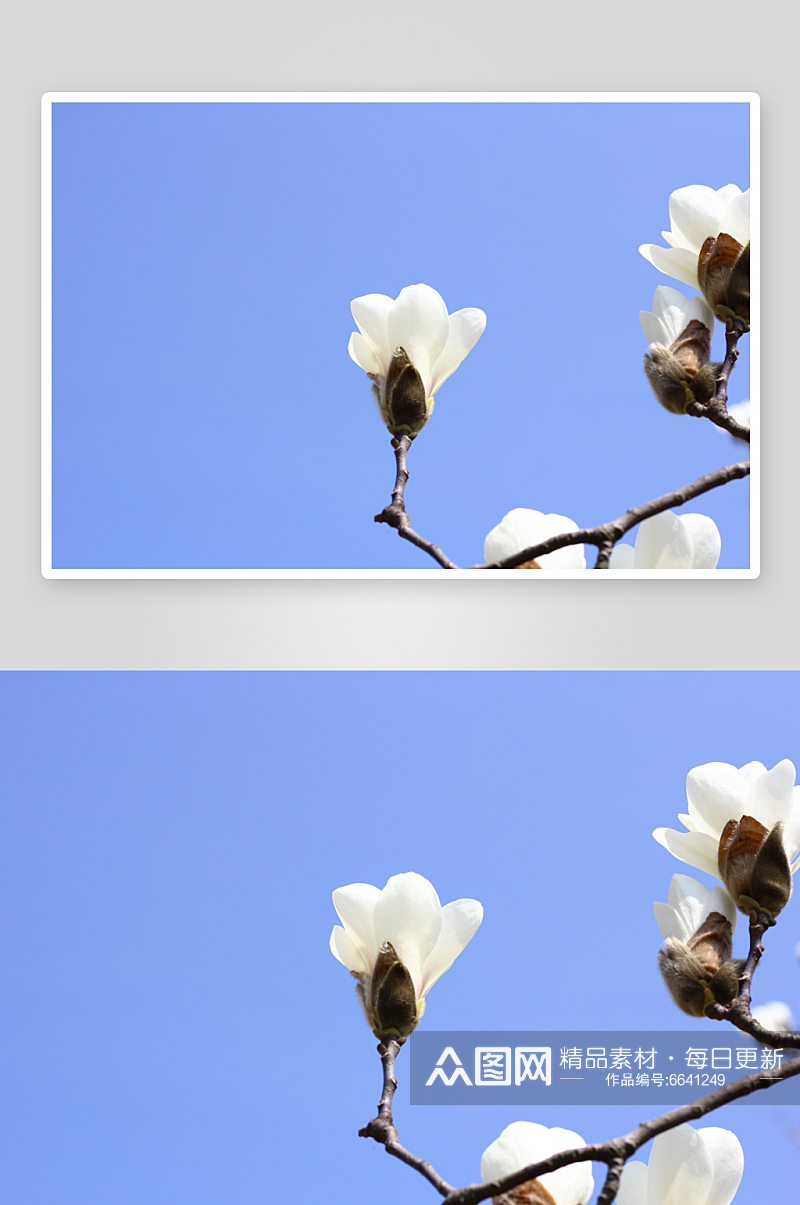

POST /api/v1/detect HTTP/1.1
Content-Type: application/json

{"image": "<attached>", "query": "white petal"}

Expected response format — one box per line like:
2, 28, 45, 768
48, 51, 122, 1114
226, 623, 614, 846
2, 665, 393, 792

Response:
331, 882, 382, 969
639, 243, 702, 291
705, 885, 738, 929
372, 871, 442, 997
608, 542, 635, 569
737, 761, 767, 784
782, 795, 800, 867
648, 285, 698, 345
666, 874, 710, 935
484, 509, 545, 563
669, 185, 732, 254
648, 1124, 714, 1205
484, 509, 585, 569
634, 511, 694, 569
482, 1121, 544, 1182
679, 514, 721, 568
745, 759, 796, 831
330, 924, 368, 973
428, 307, 487, 395
654, 901, 689, 943
350, 294, 395, 368
615, 1160, 648, 1205
714, 184, 744, 207
720, 188, 750, 246
640, 311, 670, 346
418, 898, 483, 996
642, 292, 717, 352
653, 827, 723, 881
697, 1128, 744, 1205
348, 331, 383, 375
686, 763, 751, 837
387, 284, 450, 399
683, 293, 717, 333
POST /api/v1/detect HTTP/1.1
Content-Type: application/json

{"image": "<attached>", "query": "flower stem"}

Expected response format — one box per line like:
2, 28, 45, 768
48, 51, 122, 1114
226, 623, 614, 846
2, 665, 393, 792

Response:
359, 1037, 456, 1196
685, 319, 750, 441
374, 432, 460, 569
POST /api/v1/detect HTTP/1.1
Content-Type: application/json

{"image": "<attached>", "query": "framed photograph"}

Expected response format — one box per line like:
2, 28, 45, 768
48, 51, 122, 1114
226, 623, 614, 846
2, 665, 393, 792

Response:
42, 93, 757, 578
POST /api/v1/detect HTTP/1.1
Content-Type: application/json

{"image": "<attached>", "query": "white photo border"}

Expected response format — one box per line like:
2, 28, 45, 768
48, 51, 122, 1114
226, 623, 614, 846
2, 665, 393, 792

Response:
41, 91, 759, 580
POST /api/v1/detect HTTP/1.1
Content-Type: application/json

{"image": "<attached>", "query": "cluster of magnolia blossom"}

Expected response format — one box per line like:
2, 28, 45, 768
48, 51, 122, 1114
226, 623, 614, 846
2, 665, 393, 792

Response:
348, 185, 749, 571
653, 760, 799, 1017
483, 508, 721, 571
481, 1120, 743, 1205
329, 869, 751, 1204
639, 184, 750, 415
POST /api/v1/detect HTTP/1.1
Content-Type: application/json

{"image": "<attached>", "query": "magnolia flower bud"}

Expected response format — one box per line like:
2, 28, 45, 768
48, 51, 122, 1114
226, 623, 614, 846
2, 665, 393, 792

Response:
657, 906, 740, 1017
330, 871, 483, 1041
640, 289, 720, 415
353, 940, 421, 1039
698, 236, 750, 326
718, 817, 793, 917
348, 284, 486, 435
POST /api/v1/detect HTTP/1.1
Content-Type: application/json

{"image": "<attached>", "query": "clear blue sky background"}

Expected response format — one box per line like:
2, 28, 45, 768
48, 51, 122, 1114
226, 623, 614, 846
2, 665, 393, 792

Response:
2, 671, 797, 1204
50, 100, 751, 570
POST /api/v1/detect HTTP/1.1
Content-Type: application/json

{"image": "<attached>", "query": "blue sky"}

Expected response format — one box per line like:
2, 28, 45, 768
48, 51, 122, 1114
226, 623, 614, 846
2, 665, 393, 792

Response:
49, 99, 751, 571
2, 672, 797, 1204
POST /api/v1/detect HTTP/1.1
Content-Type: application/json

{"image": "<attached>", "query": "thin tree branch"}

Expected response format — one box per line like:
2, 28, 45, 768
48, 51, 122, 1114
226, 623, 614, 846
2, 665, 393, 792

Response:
480, 459, 750, 570
705, 909, 800, 1050
359, 1038, 456, 1197
444, 1056, 800, 1205
358, 1024, 800, 1204
374, 432, 460, 569
685, 320, 750, 441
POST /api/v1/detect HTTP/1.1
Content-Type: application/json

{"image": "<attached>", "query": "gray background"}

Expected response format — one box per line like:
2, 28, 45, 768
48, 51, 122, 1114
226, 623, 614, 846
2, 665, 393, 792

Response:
1, 1, 794, 669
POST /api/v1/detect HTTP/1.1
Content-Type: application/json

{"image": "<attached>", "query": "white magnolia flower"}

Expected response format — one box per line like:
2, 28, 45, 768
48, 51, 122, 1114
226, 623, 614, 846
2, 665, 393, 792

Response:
481, 1121, 594, 1205
640, 285, 716, 349
654, 874, 737, 944
330, 871, 483, 1036
609, 511, 721, 570
751, 1000, 795, 1032
639, 185, 750, 292
616, 1125, 744, 1205
484, 509, 586, 570
348, 284, 486, 432
654, 760, 800, 884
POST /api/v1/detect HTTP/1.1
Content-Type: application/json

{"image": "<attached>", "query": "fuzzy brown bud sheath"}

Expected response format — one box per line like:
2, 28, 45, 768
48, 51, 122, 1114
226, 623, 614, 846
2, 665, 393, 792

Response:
352, 941, 421, 1040
658, 910, 742, 1017
370, 346, 431, 435
698, 236, 750, 326
643, 319, 722, 415
493, 1181, 559, 1205
718, 817, 793, 917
